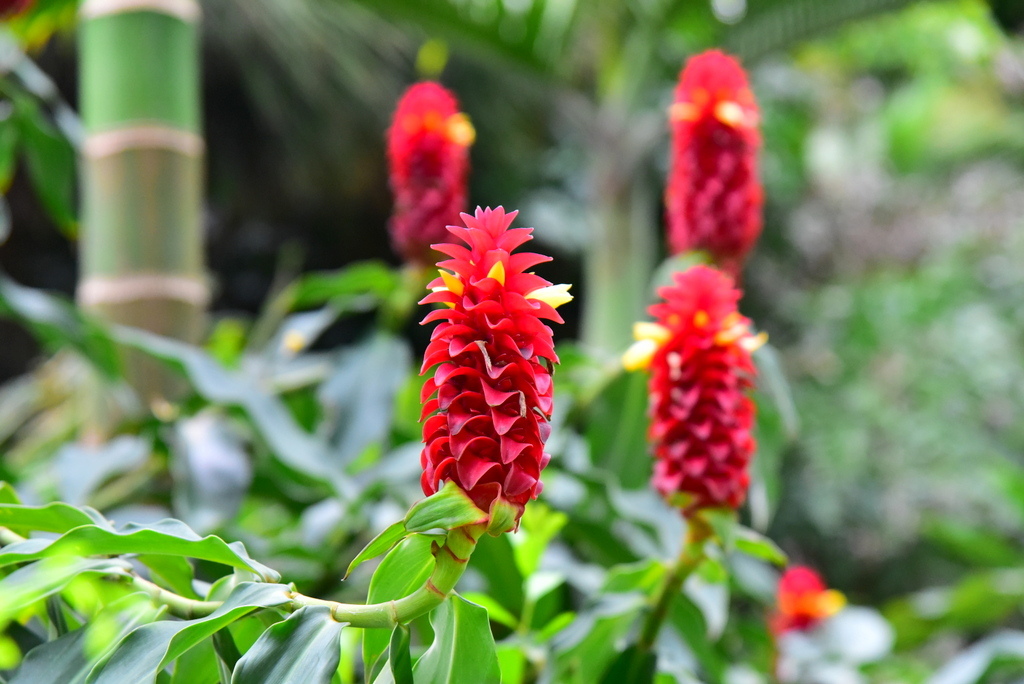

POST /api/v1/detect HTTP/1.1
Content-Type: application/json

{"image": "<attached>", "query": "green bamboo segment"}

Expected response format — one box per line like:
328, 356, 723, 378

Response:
79, 11, 199, 132
77, 0, 206, 403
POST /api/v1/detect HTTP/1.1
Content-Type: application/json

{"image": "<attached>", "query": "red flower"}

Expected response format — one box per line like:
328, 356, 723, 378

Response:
387, 82, 475, 266
666, 50, 762, 277
419, 207, 572, 526
624, 265, 763, 513
0, 0, 32, 17
770, 566, 845, 636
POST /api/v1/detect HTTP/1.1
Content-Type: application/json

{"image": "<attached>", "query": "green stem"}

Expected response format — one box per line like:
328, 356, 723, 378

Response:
0, 523, 483, 629
634, 519, 709, 658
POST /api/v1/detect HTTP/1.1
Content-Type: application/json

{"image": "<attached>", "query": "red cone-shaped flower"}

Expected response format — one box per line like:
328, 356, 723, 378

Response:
624, 265, 763, 513
387, 82, 475, 266
419, 207, 572, 526
770, 566, 845, 636
666, 50, 762, 277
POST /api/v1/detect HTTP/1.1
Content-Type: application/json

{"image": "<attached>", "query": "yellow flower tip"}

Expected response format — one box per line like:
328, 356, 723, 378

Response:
669, 101, 699, 122
633, 321, 671, 344
740, 331, 768, 353
439, 269, 464, 296
486, 260, 506, 285
714, 100, 746, 128
283, 330, 307, 353
422, 110, 444, 132
430, 286, 457, 308
818, 589, 846, 617
446, 112, 476, 147
623, 338, 660, 372
693, 310, 709, 328
526, 283, 573, 309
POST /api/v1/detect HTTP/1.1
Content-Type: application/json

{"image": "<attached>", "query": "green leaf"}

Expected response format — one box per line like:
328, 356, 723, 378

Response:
361, 536, 434, 680
0, 275, 121, 378
404, 481, 487, 533
0, 111, 19, 191
0, 502, 110, 535
318, 333, 411, 466
459, 592, 518, 630
598, 645, 656, 684
344, 520, 407, 580
387, 624, 413, 684
0, 482, 21, 505
753, 343, 800, 440
112, 327, 344, 491
231, 606, 346, 684
137, 555, 197, 600
0, 557, 132, 625
169, 637, 219, 684
0, 516, 280, 582
16, 95, 77, 236
511, 503, 568, 577
287, 262, 399, 310
9, 593, 162, 684
734, 527, 787, 566
86, 582, 293, 684
413, 595, 500, 684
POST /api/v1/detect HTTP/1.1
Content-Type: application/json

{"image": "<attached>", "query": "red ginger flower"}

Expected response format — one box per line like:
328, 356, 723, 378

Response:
666, 50, 762, 277
419, 207, 572, 526
387, 82, 475, 266
770, 566, 846, 636
624, 265, 764, 513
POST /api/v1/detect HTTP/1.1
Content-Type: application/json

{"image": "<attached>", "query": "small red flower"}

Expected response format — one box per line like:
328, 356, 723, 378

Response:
770, 566, 845, 636
666, 50, 762, 277
419, 207, 571, 525
0, 0, 33, 18
387, 82, 475, 266
624, 265, 763, 513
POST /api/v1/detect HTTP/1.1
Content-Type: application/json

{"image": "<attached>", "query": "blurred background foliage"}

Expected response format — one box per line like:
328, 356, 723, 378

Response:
2, 0, 1024, 680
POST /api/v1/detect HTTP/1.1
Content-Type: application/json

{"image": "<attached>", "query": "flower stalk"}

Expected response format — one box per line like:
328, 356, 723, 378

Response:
0, 524, 484, 629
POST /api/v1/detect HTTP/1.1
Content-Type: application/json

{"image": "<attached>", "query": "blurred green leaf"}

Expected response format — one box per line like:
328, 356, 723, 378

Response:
9, 593, 162, 684
733, 528, 787, 566
413, 595, 500, 684
286, 262, 400, 311
598, 645, 655, 684
231, 606, 345, 684
0, 557, 132, 625
0, 274, 121, 378
87, 582, 293, 684
15, 94, 76, 236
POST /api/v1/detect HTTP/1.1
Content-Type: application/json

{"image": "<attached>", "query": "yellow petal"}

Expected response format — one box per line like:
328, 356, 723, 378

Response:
740, 331, 768, 353
714, 101, 745, 128
486, 261, 506, 285
693, 310, 709, 328
439, 269, 464, 296
623, 338, 659, 372
633, 321, 671, 344
446, 112, 476, 147
669, 101, 699, 122
283, 330, 306, 353
817, 589, 846, 617
526, 283, 573, 309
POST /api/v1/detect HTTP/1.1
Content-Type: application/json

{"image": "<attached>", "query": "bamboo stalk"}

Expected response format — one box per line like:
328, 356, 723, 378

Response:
77, 0, 207, 403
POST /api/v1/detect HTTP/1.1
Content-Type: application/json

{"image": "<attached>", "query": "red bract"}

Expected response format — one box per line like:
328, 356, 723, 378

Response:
0, 0, 33, 18
624, 265, 763, 513
387, 82, 474, 266
666, 50, 762, 277
770, 566, 845, 636
419, 207, 572, 527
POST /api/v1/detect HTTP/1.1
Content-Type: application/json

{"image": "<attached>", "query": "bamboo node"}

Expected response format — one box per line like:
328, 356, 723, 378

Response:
78, 274, 211, 307
80, 0, 200, 21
